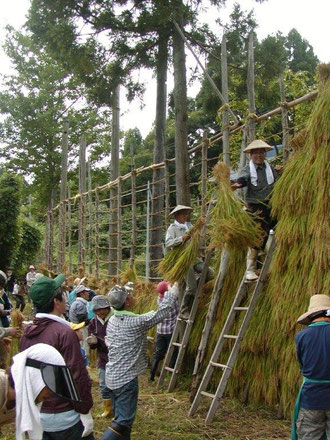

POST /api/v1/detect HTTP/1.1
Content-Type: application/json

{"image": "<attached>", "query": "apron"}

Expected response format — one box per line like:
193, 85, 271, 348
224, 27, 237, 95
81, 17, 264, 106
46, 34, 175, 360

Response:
291, 321, 330, 440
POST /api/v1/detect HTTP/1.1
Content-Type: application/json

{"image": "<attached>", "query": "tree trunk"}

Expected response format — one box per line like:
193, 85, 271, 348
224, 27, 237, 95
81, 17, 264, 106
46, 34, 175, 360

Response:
172, 0, 190, 205
150, 32, 168, 279
108, 85, 120, 277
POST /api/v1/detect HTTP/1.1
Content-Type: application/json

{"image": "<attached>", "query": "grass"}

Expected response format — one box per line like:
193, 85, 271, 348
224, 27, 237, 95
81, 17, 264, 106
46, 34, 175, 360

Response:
1, 369, 291, 440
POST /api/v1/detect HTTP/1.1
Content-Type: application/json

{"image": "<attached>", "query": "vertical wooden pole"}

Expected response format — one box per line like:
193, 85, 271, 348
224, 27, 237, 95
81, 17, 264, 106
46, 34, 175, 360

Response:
247, 32, 256, 145
48, 188, 56, 271
95, 188, 100, 278
109, 85, 120, 277
279, 74, 290, 161
145, 181, 151, 281
130, 147, 137, 269
78, 135, 86, 268
67, 187, 72, 274
57, 120, 69, 272
221, 33, 230, 167
201, 130, 208, 218
117, 177, 122, 280
164, 158, 170, 228
87, 161, 93, 275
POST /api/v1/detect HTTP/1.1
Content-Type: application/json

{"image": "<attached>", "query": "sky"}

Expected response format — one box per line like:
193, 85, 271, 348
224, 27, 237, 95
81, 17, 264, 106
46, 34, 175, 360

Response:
0, 0, 329, 138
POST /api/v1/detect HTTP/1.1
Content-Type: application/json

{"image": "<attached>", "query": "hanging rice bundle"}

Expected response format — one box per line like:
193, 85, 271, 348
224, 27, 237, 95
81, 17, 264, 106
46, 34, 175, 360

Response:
210, 162, 263, 251
121, 263, 138, 285
158, 217, 205, 283
225, 63, 330, 418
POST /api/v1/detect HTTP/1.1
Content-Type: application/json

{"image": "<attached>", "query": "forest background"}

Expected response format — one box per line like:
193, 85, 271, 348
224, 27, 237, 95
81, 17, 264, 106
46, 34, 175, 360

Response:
0, 0, 323, 274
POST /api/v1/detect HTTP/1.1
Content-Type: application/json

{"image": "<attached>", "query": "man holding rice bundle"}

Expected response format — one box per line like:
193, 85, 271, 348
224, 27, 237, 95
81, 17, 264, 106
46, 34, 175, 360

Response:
232, 140, 278, 281
165, 205, 213, 319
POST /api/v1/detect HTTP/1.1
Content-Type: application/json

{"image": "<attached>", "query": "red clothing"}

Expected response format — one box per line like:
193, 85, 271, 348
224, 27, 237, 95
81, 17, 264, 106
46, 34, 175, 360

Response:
20, 316, 93, 414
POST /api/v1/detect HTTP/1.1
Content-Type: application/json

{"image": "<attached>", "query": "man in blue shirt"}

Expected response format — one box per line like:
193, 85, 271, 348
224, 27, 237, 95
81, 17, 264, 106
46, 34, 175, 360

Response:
293, 294, 330, 440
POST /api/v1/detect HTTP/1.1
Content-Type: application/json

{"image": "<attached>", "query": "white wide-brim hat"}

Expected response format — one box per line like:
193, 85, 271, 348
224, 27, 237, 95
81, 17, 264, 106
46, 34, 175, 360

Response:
297, 294, 330, 325
169, 205, 192, 217
243, 139, 274, 153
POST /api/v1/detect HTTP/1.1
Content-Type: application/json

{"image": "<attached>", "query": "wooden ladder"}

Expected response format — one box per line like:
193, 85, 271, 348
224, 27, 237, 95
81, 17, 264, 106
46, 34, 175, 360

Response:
157, 199, 215, 392
157, 249, 213, 391
188, 231, 275, 424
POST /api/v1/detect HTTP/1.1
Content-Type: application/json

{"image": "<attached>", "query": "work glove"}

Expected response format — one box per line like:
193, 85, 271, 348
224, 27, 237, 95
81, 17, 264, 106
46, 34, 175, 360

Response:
80, 411, 94, 437
86, 334, 97, 345
168, 282, 180, 297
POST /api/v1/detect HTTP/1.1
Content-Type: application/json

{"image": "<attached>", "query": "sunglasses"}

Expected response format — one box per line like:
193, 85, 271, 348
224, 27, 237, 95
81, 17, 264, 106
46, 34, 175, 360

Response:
25, 358, 82, 402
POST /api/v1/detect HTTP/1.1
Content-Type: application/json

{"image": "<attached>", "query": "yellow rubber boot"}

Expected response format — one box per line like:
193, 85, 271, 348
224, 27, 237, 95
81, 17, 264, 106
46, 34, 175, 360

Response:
101, 399, 113, 418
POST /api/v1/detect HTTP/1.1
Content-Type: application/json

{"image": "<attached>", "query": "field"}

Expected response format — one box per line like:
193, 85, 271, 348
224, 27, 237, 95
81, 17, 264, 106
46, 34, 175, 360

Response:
1, 366, 291, 440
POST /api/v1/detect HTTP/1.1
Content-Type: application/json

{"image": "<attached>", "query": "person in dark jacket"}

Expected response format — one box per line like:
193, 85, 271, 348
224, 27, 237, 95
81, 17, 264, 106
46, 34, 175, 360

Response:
0, 270, 12, 328
20, 274, 94, 440
232, 139, 278, 281
292, 294, 330, 440
87, 295, 112, 418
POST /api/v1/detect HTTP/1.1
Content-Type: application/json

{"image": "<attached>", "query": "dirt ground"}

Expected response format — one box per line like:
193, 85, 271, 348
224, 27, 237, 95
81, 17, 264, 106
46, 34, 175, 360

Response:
2, 366, 291, 440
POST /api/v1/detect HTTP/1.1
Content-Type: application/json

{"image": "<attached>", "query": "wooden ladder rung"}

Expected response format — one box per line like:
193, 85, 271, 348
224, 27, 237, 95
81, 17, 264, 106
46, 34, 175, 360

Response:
165, 366, 175, 372
210, 361, 229, 369
223, 334, 238, 339
172, 342, 182, 347
234, 307, 249, 311
201, 391, 215, 399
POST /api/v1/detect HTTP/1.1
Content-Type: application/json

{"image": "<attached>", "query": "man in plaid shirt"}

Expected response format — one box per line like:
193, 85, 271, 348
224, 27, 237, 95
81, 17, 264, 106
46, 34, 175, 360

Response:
101, 283, 179, 440
149, 281, 179, 382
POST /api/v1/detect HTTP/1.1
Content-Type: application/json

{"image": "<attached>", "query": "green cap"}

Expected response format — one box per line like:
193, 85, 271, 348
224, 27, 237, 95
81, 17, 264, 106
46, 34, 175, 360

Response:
30, 274, 66, 307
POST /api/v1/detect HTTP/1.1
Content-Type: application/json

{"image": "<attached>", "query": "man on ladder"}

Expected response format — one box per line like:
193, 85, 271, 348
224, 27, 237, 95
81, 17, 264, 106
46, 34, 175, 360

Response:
232, 139, 278, 281
165, 205, 213, 318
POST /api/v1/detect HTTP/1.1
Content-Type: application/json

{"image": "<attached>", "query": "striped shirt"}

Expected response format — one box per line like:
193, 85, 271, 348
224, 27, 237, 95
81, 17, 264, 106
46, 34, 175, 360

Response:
157, 295, 179, 335
105, 291, 177, 390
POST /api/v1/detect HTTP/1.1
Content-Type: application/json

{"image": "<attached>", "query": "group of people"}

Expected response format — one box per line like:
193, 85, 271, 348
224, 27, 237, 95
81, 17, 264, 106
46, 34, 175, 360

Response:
0, 139, 328, 440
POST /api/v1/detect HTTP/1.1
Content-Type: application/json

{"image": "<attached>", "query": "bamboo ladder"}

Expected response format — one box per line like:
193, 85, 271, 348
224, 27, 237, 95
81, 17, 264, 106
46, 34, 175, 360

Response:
157, 201, 214, 392
189, 231, 276, 424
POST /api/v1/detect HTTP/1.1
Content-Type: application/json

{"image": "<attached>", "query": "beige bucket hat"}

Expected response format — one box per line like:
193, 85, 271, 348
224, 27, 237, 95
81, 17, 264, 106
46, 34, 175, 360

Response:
169, 205, 192, 217
243, 139, 274, 153
297, 294, 330, 325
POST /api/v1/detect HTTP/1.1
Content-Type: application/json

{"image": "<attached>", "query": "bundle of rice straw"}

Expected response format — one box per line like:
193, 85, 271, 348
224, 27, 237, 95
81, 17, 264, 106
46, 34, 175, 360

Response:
9, 309, 25, 357
210, 162, 263, 251
158, 217, 205, 283
121, 263, 138, 285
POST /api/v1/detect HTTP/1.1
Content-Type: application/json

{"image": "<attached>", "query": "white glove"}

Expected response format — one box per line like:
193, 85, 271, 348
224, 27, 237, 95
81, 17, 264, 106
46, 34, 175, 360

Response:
168, 282, 180, 296
80, 411, 94, 437
86, 334, 97, 345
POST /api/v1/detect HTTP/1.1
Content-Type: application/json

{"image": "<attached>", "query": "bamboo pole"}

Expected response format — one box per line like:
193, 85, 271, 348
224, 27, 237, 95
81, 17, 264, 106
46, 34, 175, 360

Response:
95, 188, 100, 278
130, 147, 137, 269
188, 90, 317, 155
117, 176, 122, 280
221, 33, 230, 167
279, 73, 290, 161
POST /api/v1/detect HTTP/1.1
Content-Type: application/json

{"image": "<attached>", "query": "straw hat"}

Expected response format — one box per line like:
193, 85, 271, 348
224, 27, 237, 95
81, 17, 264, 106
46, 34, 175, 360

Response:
297, 295, 330, 325
169, 205, 192, 217
243, 139, 273, 153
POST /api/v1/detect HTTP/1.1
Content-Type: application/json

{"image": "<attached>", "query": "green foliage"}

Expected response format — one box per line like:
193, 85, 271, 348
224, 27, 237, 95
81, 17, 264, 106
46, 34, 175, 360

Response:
0, 173, 22, 269
14, 219, 42, 276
